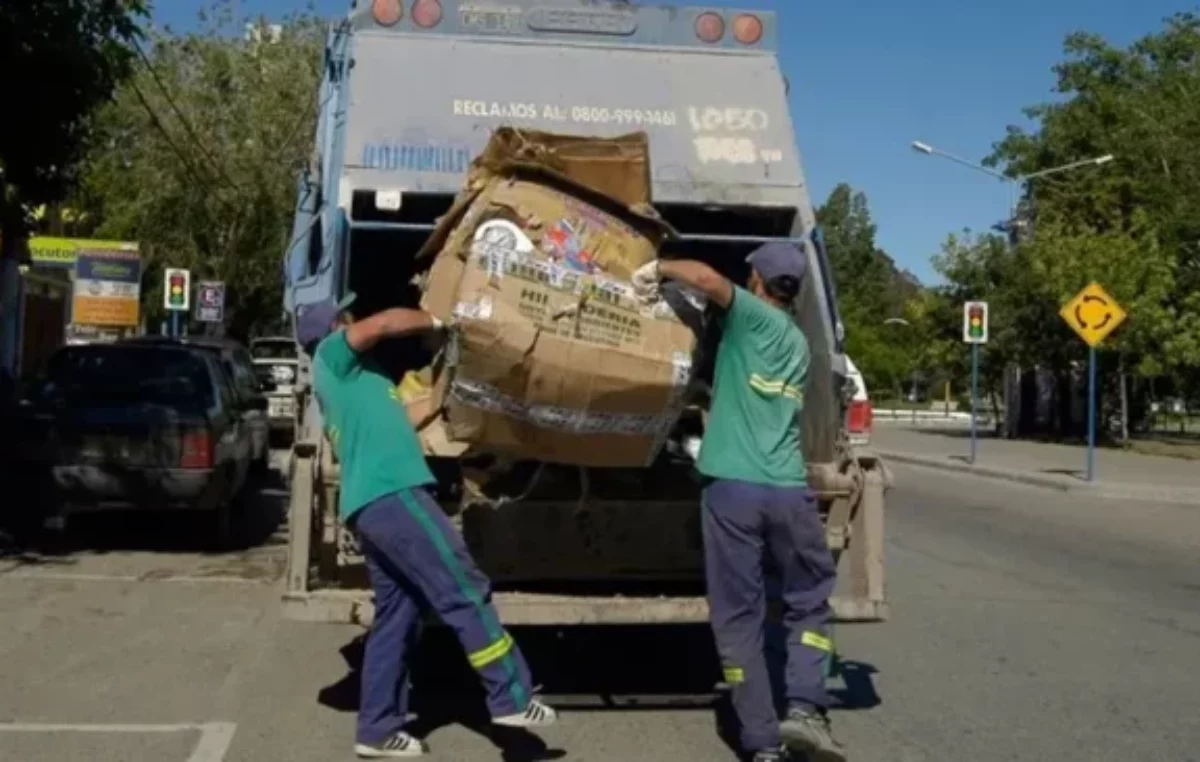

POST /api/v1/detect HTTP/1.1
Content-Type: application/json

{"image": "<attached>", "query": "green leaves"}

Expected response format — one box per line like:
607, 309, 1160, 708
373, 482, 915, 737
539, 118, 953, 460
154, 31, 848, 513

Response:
984, 12, 1200, 385
816, 183, 924, 395
0, 0, 148, 233
70, 0, 324, 337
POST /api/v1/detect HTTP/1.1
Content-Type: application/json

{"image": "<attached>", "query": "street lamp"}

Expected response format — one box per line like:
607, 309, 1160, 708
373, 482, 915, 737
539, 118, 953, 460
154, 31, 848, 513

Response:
881, 318, 918, 413
910, 139, 1114, 218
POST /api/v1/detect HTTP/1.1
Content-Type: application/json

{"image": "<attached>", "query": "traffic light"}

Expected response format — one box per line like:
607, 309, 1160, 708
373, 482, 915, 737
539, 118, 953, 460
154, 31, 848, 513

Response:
163, 268, 190, 311
963, 301, 988, 344
968, 306, 984, 339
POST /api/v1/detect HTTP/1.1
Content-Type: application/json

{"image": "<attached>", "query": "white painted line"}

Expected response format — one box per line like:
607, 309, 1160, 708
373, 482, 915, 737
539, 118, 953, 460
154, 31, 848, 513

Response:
0, 722, 195, 732
188, 722, 237, 762
0, 571, 270, 585
0, 721, 238, 762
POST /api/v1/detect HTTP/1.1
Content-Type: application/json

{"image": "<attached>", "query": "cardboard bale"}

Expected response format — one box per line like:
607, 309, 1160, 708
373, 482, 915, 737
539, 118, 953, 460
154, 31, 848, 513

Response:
409, 128, 699, 468
395, 368, 468, 458
471, 128, 652, 206
423, 251, 697, 467
416, 128, 675, 282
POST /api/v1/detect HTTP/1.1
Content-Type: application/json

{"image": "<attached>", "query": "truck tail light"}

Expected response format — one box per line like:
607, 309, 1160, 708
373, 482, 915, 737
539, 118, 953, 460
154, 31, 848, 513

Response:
847, 400, 873, 435
732, 14, 763, 45
695, 12, 725, 43
180, 429, 213, 469
411, 0, 442, 28
372, 0, 403, 26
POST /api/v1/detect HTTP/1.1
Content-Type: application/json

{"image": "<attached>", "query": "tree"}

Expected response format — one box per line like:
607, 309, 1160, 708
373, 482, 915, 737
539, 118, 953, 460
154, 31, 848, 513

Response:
988, 12, 1200, 386
69, 1, 324, 338
816, 184, 924, 398
916, 231, 1023, 416
0, 0, 148, 246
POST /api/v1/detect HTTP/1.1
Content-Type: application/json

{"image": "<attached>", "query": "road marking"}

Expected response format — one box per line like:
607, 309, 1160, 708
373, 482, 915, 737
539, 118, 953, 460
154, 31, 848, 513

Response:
0, 723, 196, 732
0, 570, 272, 585
188, 723, 238, 762
0, 721, 237, 762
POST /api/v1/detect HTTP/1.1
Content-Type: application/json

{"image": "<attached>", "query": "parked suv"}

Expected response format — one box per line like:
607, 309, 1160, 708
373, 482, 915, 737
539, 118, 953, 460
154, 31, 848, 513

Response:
9, 342, 263, 545
126, 336, 271, 473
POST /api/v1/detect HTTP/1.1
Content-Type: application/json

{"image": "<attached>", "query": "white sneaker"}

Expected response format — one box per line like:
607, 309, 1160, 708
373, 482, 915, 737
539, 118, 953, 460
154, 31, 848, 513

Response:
493, 698, 558, 728
354, 731, 428, 758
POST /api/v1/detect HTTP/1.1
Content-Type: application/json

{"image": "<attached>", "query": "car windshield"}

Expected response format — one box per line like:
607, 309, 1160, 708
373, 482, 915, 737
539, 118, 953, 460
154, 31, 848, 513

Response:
36, 346, 213, 409
251, 340, 296, 360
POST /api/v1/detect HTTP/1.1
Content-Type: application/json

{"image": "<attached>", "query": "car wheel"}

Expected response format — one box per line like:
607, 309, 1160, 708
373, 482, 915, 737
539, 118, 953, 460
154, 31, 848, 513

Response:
212, 497, 235, 551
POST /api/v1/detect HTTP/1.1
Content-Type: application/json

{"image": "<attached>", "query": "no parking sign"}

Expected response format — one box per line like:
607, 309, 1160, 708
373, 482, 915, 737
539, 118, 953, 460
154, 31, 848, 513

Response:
195, 281, 225, 323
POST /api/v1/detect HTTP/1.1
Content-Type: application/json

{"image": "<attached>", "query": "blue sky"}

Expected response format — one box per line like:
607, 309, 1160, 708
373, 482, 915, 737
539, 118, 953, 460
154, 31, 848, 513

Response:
158, 0, 1191, 283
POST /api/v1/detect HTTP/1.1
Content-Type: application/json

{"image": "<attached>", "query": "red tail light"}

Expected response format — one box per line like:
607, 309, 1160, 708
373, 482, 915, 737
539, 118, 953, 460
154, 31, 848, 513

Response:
372, 0, 403, 26
695, 12, 725, 43
180, 429, 213, 469
412, 0, 442, 28
732, 14, 763, 45
847, 400, 873, 434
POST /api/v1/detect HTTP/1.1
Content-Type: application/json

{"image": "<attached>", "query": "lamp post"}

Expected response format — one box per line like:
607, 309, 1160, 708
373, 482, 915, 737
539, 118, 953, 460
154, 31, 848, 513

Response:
882, 318, 917, 421
910, 140, 1113, 225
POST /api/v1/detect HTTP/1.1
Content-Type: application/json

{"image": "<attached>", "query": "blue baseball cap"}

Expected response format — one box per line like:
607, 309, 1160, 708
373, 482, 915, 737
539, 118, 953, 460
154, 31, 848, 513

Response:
746, 241, 807, 283
296, 292, 357, 353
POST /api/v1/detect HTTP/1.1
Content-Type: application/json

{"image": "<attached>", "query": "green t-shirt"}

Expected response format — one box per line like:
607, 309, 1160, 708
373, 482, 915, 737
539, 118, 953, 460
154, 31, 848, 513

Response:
312, 329, 435, 521
697, 286, 808, 486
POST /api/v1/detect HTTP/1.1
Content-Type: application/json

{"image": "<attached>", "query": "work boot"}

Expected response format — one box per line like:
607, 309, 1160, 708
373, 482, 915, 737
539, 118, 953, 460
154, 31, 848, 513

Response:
354, 731, 428, 758
493, 698, 559, 728
779, 707, 846, 762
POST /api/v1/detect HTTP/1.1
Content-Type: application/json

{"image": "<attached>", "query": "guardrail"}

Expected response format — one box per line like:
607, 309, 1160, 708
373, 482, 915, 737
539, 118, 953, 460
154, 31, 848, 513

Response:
874, 408, 995, 426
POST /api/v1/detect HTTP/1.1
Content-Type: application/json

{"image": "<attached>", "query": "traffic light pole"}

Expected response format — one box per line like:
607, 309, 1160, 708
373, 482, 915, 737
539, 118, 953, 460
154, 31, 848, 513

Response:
170, 310, 180, 339
969, 342, 979, 464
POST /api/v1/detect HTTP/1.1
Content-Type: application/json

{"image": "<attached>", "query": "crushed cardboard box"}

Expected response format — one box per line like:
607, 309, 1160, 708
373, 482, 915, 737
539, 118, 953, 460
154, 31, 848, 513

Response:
413, 129, 702, 468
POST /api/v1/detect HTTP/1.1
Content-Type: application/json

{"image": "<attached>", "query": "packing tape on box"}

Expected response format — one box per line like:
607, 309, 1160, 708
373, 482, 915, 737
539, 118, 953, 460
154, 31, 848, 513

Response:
449, 377, 664, 436
447, 350, 692, 439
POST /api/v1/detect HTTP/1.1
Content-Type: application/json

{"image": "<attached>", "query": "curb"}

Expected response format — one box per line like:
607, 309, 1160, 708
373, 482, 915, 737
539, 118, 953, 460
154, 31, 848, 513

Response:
876, 450, 1200, 506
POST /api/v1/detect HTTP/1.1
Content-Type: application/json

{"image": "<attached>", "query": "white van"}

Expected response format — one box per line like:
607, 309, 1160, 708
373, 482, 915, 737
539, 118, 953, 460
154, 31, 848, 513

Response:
845, 356, 873, 447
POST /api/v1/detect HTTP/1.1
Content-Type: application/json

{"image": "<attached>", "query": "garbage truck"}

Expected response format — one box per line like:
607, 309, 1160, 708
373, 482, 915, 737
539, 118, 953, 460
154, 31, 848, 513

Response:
281, 0, 890, 627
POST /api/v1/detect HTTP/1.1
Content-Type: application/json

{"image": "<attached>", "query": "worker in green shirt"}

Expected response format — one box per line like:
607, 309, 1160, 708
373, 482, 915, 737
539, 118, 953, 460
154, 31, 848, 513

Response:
297, 295, 557, 758
633, 243, 845, 762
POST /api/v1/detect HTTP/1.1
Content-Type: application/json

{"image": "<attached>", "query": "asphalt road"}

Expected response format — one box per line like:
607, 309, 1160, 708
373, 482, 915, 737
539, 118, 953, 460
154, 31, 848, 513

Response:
1, 458, 1199, 762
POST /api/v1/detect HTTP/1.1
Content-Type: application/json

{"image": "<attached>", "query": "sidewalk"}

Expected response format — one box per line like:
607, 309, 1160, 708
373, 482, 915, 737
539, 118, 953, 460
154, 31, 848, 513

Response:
871, 426, 1200, 505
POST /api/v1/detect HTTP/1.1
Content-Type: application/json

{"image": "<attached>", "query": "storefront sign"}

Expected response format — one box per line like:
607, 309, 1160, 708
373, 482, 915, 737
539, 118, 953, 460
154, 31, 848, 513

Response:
72, 248, 142, 327
30, 237, 138, 269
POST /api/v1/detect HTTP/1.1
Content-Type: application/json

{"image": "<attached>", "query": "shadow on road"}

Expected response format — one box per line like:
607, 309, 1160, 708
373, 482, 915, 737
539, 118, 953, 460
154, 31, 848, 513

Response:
0, 468, 287, 563
318, 623, 881, 758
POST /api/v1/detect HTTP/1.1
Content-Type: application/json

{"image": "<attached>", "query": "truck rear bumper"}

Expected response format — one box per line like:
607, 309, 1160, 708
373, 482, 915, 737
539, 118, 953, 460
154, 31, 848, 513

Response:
281, 589, 889, 626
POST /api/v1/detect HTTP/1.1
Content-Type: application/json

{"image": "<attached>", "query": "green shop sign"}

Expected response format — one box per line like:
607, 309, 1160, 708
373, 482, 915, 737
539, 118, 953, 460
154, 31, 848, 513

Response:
30, 237, 139, 268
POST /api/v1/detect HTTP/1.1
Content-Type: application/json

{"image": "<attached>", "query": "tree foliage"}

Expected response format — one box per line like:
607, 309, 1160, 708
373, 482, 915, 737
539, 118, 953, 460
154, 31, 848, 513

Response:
816, 184, 923, 397
0, 0, 148, 241
69, 1, 323, 338
912, 13, 1200, 434
987, 13, 1200, 379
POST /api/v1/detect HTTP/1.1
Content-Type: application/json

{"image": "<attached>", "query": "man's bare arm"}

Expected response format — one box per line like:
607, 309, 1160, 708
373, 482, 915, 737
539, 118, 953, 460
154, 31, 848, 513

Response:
344, 308, 441, 353
657, 260, 734, 309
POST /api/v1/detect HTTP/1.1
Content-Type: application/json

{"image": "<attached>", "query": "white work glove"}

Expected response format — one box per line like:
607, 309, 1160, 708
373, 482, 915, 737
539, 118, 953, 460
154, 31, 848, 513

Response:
631, 260, 662, 304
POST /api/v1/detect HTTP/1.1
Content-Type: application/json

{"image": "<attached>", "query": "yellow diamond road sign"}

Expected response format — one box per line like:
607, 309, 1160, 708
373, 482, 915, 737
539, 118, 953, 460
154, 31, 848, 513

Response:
1059, 281, 1127, 347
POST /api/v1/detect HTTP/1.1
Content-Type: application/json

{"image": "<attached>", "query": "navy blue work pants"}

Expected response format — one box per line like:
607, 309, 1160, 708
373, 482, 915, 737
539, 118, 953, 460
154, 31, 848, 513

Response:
351, 488, 534, 745
702, 478, 837, 752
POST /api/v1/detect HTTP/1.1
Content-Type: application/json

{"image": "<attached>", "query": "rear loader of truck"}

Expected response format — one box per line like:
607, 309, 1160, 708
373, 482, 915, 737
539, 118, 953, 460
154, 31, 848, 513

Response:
281, 0, 890, 627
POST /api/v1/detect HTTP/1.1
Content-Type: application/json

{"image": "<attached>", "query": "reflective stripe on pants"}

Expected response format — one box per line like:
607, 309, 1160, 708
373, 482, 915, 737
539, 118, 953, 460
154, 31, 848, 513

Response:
352, 488, 534, 744
703, 478, 837, 753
